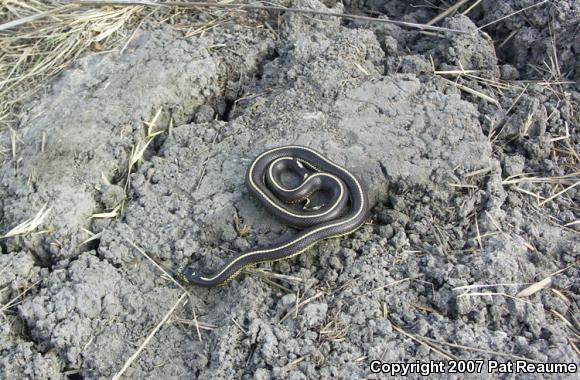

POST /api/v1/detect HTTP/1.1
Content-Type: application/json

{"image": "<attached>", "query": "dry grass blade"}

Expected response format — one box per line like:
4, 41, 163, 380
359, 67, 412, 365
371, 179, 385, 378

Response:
78, 228, 104, 247
1, 204, 51, 238
458, 291, 534, 305
124, 237, 189, 294
478, 0, 550, 30
390, 320, 458, 360
10, 128, 17, 158
502, 172, 580, 185
453, 283, 532, 292
231, 317, 248, 335
474, 212, 483, 251
0, 6, 70, 32
77, 232, 103, 247
516, 277, 552, 298
502, 172, 580, 204
420, 336, 543, 363
128, 139, 154, 169
279, 291, 325, 323
91, 204, 122, 219
320, 313, 347, 342
364, 275, 423, 296
124, 238, 203, 341
1, 280, 41, 314
125, 139, 151, 190
170, 318, 216, 331
125, 109, 167, 190
112, 292, 187, 380
433, 69, 480, 75
538, 181, 580, 206
144, 107, 163, 138
548, 309, 580, 338
462, 0, 482, 15
233, 208, 251, 238
439, 77, 500, 106
427, 0, 469, 26
282, 354, 310, 369
247, 268, 303, 284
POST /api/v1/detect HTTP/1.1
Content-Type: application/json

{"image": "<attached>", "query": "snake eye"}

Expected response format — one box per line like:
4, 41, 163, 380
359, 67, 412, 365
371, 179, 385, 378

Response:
181, 267, 197, 279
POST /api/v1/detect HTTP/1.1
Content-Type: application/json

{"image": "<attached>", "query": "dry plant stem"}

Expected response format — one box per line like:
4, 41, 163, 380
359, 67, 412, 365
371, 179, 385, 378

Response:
538, 181, 580, 206
247, 268, 303, 284
365, 275, 423, 296
420, 336, 543, 363
124, 237, 189, 294
516, 277, 552, 298
76, 0, 470, 34
112, 292, 188, 380
0, 5, 76, 32
549, 309, 580, 335
390, 320, 458, 361
478, 0, 550, 30
190, 304, 202, 342
171, 318, 216, 330
458, 291, 534, 305
279, 291, 325, 323
462, 0, 482, 15
231, 317, 248, 335
1, 204, 51, 239
439, 76, 500, 106
124, 238, 204, 342
474, 212, 483, 251
0, 281, 41, 313
427, 0, 469, 26
502, 172, 580, 184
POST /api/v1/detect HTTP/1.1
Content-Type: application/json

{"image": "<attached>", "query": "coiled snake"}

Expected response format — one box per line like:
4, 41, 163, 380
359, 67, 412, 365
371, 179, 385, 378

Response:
180, 145, 369, 287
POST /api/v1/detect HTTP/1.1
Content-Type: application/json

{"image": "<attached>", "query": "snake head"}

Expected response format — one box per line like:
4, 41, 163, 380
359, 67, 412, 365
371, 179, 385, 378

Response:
179, 266, 196, 281
175, 264, 197, 283
179, 266, 217, 287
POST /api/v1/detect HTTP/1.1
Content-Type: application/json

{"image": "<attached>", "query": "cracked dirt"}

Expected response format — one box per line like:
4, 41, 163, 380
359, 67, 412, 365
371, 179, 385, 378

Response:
0, 1, 578, 378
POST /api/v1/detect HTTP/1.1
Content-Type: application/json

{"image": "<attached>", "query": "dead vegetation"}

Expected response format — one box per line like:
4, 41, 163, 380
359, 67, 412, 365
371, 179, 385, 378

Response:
0, 1, 149, 128
0, 204, 51, 238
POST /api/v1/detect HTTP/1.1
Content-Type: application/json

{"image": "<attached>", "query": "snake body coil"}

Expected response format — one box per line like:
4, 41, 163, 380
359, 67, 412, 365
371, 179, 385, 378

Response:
181, 145, 369, 287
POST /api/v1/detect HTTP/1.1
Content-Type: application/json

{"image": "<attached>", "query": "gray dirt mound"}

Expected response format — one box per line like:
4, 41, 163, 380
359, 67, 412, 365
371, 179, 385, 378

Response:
1, 0, 578, 379
1, 27, 222, 262
0, 23, 275, 263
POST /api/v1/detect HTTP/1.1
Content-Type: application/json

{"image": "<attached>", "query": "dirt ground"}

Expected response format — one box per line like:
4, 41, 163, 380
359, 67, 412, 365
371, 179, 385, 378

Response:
0, 0, 578, 379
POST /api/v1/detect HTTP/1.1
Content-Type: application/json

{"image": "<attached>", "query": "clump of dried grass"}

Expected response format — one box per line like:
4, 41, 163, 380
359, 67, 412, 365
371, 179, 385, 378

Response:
0, 1, 148, 128
1, 204, 51, 238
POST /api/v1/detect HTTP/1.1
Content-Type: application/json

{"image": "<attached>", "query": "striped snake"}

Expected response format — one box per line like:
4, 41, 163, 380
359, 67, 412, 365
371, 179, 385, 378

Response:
180, 145, 369, 287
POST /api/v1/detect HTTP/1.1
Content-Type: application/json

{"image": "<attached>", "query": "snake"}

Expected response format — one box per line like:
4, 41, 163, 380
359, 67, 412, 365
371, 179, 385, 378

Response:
180, 145, 370, 287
